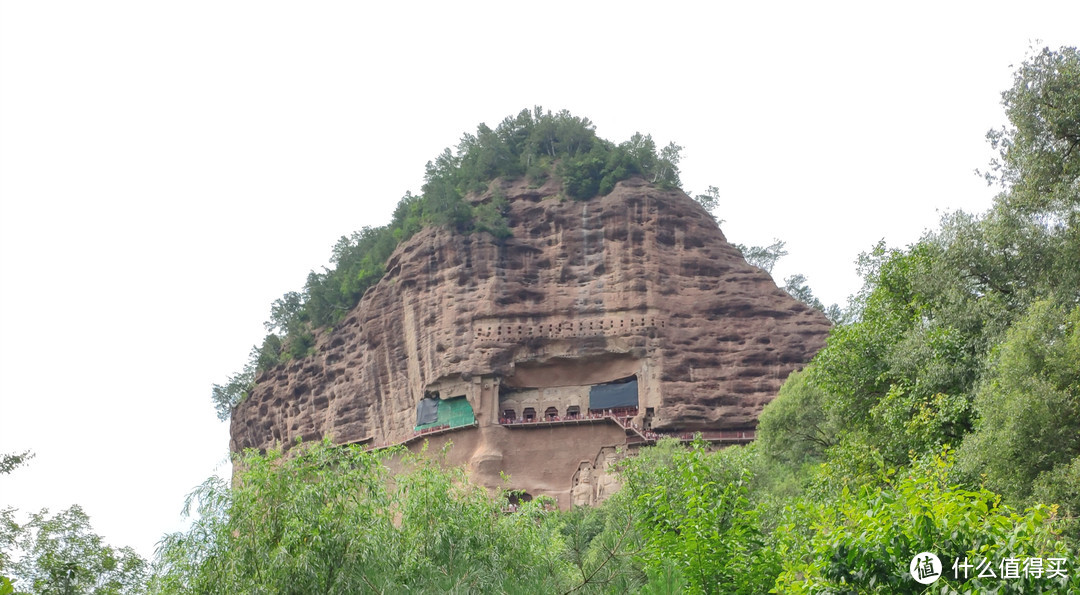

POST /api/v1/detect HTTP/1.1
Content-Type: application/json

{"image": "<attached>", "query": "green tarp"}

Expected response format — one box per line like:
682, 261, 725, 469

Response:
415, 396, 475, 431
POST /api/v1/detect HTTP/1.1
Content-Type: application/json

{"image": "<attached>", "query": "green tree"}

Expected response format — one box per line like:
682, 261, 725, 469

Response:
1, 452, 33, 587
756, 370, 838, 471
209, 363, 253, 422
252, 334, 281, 372
619, 440, 780, 594
265, 292, 303, 336
151, 440, 572, 594
471, 192, 511, 239
775, 449, 1078, 594
11, 506, 147, 595
0, 452, 33, 476
808, 47, 1080, 471
652, 142, 683, 188
152, 443, 398, 594
957, 300, 1080, 516
782, 273, 824, 312
3, 456, 147, 594
551, 504, 646, 594
810, 239, 986, 464
985, 45, 1080, 215
558, 143, 607, 199
782, 273, 849, 323
691, 185, 722, 223
733, 239, 787, 274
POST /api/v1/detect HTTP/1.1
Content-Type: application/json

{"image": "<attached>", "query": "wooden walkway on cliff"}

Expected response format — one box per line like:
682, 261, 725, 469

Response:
499, 409, 755, 446
361, 421, 481, 451
361, 408, 754, 452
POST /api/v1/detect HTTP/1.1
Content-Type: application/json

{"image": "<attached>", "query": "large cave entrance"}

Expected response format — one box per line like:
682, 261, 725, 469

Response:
497, 351, 643, 428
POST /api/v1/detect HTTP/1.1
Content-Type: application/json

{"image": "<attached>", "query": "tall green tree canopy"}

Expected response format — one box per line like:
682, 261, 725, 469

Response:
957, 300, 1080, 516
756, 46, 1080, 544
987, 45, 1080, 216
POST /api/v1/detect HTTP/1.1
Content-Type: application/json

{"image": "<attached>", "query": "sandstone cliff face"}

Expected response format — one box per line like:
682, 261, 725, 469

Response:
230, 177, 830, 504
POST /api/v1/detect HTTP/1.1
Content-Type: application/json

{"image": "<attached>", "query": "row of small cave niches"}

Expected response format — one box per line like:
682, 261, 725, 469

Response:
474, 317, 664, 341
498, 406, 639, 425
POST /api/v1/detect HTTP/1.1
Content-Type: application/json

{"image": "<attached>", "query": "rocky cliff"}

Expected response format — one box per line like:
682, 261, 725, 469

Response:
230, 176, 830, 506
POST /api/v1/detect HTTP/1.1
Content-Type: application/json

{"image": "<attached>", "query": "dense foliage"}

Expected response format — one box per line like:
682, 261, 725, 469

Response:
773, 449, 1075, 593
149, 441, 570, 594
145, 437, 1077, 594
212, 107, 685, 420
145, 440, 786, 595
798, 44, 1080, 491
754, 43, 1080, 590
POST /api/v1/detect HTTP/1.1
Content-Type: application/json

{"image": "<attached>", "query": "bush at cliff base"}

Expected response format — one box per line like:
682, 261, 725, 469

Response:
149, 439, 569, 594
145, 438, 1079, 594
772, 447, 1078, 594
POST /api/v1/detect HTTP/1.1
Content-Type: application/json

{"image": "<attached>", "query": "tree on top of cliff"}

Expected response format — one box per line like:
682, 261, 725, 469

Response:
212, 107, 686, 420
422, 106, 682, 201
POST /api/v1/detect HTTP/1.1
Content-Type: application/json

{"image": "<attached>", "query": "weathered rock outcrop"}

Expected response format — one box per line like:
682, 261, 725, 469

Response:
231, 176, 830, 506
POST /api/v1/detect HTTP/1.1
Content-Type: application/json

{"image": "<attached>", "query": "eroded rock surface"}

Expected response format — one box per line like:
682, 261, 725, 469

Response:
230, 177, 830, 505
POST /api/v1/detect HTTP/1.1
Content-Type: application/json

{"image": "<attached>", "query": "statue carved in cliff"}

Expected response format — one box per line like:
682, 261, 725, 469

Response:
571, 461, 594, 507
595, 448, 621, 504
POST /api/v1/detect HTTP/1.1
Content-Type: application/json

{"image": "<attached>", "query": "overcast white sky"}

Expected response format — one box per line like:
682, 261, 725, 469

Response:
1, 1, 1077, 561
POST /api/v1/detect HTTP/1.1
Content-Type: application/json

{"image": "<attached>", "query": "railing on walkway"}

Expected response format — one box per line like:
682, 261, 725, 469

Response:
358, 406, 756, 452
363, 419, 478, 452
498, 406, 639, 427
498, 407, 755, 445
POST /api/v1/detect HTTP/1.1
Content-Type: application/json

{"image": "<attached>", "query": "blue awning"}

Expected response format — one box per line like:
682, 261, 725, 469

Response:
415, 397, 439, 426
589, 379, 638, 410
